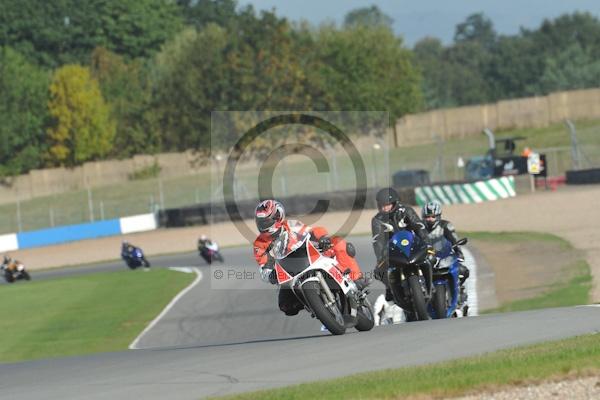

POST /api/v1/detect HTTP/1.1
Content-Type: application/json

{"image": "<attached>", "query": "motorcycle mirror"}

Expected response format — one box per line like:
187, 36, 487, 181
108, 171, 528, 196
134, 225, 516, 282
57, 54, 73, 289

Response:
455, 238, 468, 246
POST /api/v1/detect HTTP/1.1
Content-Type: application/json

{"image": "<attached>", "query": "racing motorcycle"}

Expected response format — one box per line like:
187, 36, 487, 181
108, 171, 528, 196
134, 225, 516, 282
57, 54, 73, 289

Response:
271, 230, 374, 335
384, 225, 433, 321
199, 241, 224, 264
122, 246, 150, 269
1, 260, 31, 283
429, 237, 468, 319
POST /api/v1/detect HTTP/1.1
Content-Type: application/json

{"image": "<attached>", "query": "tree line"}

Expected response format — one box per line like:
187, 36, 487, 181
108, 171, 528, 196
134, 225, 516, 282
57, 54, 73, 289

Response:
0, 1, 598, 176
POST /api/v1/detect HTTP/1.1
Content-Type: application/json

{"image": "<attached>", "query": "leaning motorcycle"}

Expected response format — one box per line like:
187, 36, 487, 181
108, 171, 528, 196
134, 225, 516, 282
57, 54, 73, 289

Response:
1, 262, 31, 283
271, 231, 374, 335
429, 237, 468, 319
122, 247, 150, 269
199, 242, 224, 264
385, 228, 433, 321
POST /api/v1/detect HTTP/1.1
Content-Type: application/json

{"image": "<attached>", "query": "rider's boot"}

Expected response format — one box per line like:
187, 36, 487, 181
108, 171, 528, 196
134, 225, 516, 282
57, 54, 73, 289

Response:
458, 285, 468, 306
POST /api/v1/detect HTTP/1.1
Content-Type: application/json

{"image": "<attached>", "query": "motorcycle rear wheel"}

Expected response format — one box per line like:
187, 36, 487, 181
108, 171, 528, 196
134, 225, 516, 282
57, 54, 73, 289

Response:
432, 284, 448, 319
303, 281, 346, 335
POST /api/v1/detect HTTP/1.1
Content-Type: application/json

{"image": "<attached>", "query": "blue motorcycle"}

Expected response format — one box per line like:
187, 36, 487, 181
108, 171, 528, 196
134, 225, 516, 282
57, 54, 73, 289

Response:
429, 237, 468, 319
121, 245, 150, 269
386, 229, 433, 321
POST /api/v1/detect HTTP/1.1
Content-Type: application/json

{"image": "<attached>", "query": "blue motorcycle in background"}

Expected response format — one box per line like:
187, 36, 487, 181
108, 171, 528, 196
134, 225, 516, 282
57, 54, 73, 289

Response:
429, 237, 468, 319
121, 244, 150, 269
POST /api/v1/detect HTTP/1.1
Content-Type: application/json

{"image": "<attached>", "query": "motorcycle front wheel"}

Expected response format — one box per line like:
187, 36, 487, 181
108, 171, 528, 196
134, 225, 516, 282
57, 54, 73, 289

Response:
355, 298, 375, 331
303, 281, 346, 335
408, 274, 430, 321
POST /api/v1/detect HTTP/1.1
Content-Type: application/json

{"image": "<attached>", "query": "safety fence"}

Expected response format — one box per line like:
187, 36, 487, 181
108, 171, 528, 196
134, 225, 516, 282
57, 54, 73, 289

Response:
0, 177, 518, 252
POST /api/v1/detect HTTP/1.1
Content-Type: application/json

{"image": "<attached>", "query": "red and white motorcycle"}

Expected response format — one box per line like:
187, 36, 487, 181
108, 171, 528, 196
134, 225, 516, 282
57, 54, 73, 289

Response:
271, 230, 374, 335
198, 241, 224, 264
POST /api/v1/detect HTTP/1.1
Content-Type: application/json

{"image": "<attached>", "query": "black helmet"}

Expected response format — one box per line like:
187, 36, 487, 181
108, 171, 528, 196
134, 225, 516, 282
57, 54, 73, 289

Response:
376, 188, 400, 213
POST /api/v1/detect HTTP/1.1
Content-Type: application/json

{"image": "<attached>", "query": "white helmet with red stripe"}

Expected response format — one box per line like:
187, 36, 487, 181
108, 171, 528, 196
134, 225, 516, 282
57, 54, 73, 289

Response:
255, 199, 286, 235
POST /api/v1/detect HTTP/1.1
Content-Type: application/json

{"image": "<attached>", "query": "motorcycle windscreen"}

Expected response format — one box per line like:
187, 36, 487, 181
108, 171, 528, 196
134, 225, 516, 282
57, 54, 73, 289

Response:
432, 237, 453, 258
276, 241, 311, 276
271, 229, 311, 259
390, 230, 414, 258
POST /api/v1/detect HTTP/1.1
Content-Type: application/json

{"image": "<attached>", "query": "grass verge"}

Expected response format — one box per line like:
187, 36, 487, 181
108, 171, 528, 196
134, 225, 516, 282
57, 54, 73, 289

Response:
0, 268, 194, 363
485, 259, 592, 313
215, 333, 600, 400
462, 231, 592, 313
463, 231, 573, 248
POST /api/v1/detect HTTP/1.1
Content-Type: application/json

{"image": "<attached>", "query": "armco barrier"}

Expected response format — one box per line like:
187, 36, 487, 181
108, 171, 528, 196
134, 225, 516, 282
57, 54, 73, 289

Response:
0, 233, 19, 253
17, 220, 121, 249
1, 213, 157, 251
414, 176, 516, 206
566, 168, 600, 185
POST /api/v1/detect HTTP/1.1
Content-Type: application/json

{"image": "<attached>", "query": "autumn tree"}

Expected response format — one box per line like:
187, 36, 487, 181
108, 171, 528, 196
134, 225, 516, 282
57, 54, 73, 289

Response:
46, 65, 116, 166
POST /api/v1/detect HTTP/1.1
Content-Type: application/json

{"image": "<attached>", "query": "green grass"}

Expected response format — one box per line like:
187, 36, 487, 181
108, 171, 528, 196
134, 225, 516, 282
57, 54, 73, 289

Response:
215, 333, 600, 400
463, 231, 573, 248
1, 118, 599, 234
0, 268, 194, 363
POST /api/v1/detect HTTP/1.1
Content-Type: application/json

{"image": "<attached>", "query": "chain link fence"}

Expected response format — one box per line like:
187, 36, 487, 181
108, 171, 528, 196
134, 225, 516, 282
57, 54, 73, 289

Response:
1, 119, 599, 235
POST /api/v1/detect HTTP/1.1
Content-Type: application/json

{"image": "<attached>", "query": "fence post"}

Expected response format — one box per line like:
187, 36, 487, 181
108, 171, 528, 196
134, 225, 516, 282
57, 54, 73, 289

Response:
565, 119, 582, 170
87, 186, 94, 222
16, 197, 22, 232
158, 178, 165, 210
280, 155, 288, 197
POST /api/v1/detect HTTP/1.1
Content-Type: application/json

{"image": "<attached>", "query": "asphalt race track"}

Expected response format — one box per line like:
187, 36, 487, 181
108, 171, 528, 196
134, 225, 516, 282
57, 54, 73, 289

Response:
2, 237, 600, 400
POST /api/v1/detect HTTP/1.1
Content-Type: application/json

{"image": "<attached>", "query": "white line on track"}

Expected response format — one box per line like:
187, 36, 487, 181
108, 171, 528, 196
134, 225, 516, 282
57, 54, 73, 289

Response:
128, 267, 203, 350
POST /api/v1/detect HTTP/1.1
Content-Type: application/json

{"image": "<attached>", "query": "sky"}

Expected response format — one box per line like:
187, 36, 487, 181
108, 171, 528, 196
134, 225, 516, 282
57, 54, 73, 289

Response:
239, 0, 600, 47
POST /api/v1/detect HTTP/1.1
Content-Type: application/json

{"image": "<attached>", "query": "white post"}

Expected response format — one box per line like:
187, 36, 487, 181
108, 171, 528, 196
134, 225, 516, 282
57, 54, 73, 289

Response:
49, 208, 55, 227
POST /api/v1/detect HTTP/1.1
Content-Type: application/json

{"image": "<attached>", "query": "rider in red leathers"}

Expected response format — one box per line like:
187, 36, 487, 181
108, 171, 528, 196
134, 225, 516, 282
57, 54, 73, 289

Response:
253, 199, 368, 316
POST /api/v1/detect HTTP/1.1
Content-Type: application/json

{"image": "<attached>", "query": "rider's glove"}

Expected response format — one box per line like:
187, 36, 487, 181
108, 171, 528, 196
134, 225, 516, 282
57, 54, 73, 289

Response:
373, 267, 385, 282
260, 266, 277, 284
426, 245, 437, 265
317, 236, 332, 250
